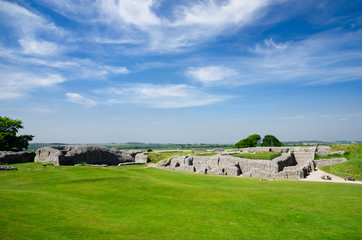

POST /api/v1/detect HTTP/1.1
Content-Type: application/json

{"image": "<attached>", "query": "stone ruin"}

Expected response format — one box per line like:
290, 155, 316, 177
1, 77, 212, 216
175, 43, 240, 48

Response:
34, 145, 149, 166
0, 151, 35, 164
160, 146, 344, 179
0, 145, 345, 178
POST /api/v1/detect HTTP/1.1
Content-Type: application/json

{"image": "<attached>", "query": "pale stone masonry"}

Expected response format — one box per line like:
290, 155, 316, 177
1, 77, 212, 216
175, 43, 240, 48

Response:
160, 147, 335, 179
35, 145, 132, 166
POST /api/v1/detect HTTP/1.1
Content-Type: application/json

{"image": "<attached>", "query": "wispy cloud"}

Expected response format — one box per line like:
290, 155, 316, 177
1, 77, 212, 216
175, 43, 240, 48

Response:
278, 112, 362, 121
68, 84, 229, 108
104, 84, 228, 108
66, 92, 98, 108
35, 0, 278, 53
212, 29, 362, 86
0, 69, 65, 99
18, 38, 61, 56
277, 114, 307, 120
0, 0, 67, 39
187, 66, 238, 84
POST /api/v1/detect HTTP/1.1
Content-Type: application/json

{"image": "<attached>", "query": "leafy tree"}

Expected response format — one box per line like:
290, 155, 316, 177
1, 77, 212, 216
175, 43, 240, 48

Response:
232, 134, 261, 148
0, 116, 34, 151
261, 135, 284, 147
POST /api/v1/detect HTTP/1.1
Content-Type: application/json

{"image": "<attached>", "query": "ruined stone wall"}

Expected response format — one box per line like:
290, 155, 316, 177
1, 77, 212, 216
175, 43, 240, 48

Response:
161, 150, 315, 179
0, 151, 35, 164
35, 145, 133, 166
293, 152, 315, 164
272, 153, 297, 172
315, 158, 347, 167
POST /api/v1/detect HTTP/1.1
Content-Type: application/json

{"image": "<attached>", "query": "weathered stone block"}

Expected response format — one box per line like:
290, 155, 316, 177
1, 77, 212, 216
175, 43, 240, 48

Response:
135, 153, 150, 164
0, 165, 17, 171
35, 145, 132, 166
0, 151, 35, 164
315, 158, 347, 167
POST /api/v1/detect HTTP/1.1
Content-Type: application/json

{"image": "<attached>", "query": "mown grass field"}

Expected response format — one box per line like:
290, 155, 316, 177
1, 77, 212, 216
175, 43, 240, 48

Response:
319, 144, 362, 181
0, 162, 361, 240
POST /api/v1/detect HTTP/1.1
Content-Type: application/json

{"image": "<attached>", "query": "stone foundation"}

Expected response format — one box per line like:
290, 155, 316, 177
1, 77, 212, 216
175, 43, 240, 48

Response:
0, 151, 35, 164
35, 145, 133, 166
161, 150, 316, 179
315, 158, 347, 167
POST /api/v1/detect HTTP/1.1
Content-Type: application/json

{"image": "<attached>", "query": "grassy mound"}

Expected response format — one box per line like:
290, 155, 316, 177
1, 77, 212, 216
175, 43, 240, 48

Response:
147, 152, 191, 163
0, 162, 361, 239
231, 152, 281, 160
320, 144, 362, 181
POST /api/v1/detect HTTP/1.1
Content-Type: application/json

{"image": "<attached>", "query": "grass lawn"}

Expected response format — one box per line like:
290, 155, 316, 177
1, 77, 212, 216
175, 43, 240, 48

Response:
231, 151, 281, 160
147, 152, 190, 163
320, 144, 362, 181
0, 162, 361, 240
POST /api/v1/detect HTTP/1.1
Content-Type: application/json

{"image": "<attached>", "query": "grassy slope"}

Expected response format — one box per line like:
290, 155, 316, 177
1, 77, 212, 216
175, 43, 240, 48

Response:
320, 144, 362, 181
0, 163, 361, 240
231, 152, 281, 160
147, 152, 191, 163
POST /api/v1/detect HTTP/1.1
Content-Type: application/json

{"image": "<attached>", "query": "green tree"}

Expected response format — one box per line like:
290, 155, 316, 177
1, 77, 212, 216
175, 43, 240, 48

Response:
261, 135, 284, 147
232, 134, 261, 148
0, 116, 34, 151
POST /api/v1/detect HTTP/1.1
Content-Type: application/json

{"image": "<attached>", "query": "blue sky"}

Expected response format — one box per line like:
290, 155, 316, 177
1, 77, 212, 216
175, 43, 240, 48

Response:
1, 0, 361, 143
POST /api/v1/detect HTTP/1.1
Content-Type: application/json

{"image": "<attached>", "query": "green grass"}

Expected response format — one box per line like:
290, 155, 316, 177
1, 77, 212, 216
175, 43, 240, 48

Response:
147, 151, 217, 163
320, 144, 362, 181
315, 153, 350, 160
0, 162, 361, 240
231, 151, 281, 160
195, 152, 218, 156
147, 152, 190, 163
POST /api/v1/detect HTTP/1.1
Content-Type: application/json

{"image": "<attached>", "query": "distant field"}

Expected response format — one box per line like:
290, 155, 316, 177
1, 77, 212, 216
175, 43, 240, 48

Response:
0, 162, 361, 240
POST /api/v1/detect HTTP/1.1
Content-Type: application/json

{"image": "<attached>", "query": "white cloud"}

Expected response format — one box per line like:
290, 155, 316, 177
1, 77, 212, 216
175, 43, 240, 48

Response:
66, 92, 98, 107
18, 38, 61, 56
103, 65, 130, 74
234, 29, 362, 86
36, 0, 278, 52
173, 0, 270, 26
96, 84, 228, 108
264, 38, 288, 49
31, 107, 57, 114
102, 0, 160, 27
0, 0, 66, 37
0, 70, 65, 99
0, 44, 129, 82
187, 66, 238, 83
277, 114, 307, 120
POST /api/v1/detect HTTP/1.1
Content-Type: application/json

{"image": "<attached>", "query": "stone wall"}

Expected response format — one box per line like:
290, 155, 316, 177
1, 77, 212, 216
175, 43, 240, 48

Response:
293, 152, 315, 164
0, 165, 18, 171
135, 153, 150, 164
272, 153, 297, 172
315, 158, 347, 167
0, 151, 35, 164
161, 150, 315, 179
315, 146, 345, 156
35, 145, 133, 166
315, 146, 331, 156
